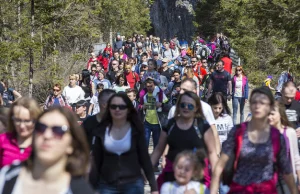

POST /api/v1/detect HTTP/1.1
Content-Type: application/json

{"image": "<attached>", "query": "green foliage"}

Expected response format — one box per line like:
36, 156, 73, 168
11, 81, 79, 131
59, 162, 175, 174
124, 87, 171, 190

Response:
0, 0, 152, 102
194, 0, 300, 86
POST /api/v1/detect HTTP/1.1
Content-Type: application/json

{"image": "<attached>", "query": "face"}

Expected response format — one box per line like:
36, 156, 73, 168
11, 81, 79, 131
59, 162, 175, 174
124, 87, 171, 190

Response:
139, 71, 145, 79
76, 105, 86, 115
53, 87, 61, 97
98, 73, 104, 80
119, 63, 124, 71
174, 156, 194, 185
69, 78, 76, 86
268, 106, 281, 126
179, 95, 197, 119
142, 56, 147, 62
211, 103, 223, 118
112, 61, 119, 71
282, 87, 296, 105
125, 65, 131, 73
13, 106, 34, 139
180, 81, 196, 94
127, 92, 136, 102
109, 97, 128, 120
201, 60, 208, 67
114, 52, 119, 58
119, 50, 123, 54
182, 59, 188, 65
119, 78, 125, 86
236, 68, 242, 75
34, 111, 73, 166
146, 82, 155, 93
96, 64, 102, 71
91, 68, 97, 75
141, 65, 148, 71
173, 73, 180, 81
216, 61, 224, 71
250, 93, 272, 119
148, 63, 154, 71
191, 58, 197, 67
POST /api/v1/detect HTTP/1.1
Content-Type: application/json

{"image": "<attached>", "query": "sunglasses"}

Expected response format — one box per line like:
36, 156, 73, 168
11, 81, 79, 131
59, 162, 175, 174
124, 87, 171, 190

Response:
237, 69, 242, 72
35, 122, 68, 139
91, 70, 96, 72
191, 61, 197, 63
112, 63, 118, 65
110, 104, 128, 110
53, 89, 60, 92
180, 102, 195, 111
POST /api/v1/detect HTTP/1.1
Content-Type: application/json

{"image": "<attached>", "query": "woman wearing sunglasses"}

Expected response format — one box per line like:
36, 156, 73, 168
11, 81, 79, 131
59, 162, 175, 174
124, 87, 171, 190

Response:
151, 91, 218, 190
0, 97, 41, 169
232, 66, 249, 125
0, 107, 94, 194
91, 92, 158, 194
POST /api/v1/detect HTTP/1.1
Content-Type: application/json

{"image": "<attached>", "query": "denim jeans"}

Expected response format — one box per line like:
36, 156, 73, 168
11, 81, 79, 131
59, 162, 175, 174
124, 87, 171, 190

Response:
144, 120, 161, 149
219, 182, 230, 194
232, 97, 246, 125
99, 178, 144, 194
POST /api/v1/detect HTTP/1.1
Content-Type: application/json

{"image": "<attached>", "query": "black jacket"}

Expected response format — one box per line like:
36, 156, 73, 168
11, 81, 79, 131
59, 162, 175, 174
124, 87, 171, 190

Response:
91, 122, 158, 192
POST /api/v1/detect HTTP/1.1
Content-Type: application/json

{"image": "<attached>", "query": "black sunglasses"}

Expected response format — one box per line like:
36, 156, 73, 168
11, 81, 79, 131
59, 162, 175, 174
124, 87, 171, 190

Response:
110, 104, 128, 110
180, 102, 195, 111
35, 122, 68, 139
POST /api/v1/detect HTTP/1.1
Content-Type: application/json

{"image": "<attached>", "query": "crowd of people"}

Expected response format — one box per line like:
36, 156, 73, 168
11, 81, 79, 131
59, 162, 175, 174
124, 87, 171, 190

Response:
0, 32, 300, 194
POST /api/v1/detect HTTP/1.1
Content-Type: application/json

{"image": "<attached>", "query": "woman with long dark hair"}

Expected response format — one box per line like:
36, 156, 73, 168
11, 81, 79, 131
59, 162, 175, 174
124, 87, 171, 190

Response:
112, 74, 130, 93
211, 87, 297, 193
151, 91, 218, 190
0, 107, 93, 194
91, 93, 158, 194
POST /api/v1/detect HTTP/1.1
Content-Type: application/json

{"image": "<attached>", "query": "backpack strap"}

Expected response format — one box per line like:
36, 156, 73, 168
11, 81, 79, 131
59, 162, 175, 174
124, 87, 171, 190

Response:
167, 118, 176, 136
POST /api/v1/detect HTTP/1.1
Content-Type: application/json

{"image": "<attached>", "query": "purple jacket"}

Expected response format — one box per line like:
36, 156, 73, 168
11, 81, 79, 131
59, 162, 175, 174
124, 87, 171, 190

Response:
232, 75, 249, 99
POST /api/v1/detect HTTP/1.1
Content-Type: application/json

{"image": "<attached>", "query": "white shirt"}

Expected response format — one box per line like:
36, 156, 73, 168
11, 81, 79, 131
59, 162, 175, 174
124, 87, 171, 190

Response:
234, 76, 243, 97
215, 114, 233, 145
62, 85, 85, 104
160, 181, 209, 194
168, 100, 216, 126
104, 127, 131, 155
90, 95, 100, 115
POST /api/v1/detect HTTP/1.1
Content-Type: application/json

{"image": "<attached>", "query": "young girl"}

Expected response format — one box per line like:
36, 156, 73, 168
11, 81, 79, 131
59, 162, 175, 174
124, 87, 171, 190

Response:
208, 92, 233, 145
160, 150, 209, 194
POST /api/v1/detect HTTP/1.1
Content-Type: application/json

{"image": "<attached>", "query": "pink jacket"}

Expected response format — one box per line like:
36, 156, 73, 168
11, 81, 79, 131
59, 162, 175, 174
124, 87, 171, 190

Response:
0, 132, 32, 168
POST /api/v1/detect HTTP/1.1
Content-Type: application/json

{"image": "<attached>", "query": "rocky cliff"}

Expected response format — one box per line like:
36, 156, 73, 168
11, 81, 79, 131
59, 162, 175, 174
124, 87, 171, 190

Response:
150, 0, 199, 42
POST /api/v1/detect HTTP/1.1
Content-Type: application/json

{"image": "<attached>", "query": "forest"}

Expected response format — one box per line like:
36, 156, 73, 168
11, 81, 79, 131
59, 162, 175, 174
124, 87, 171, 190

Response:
1, 0, 299, 103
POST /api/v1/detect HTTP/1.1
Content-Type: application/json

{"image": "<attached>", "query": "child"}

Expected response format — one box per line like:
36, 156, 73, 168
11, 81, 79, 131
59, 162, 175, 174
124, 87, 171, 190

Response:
160, 150, 209, 194
126, 88, 139, 111
88, 83, 103, 115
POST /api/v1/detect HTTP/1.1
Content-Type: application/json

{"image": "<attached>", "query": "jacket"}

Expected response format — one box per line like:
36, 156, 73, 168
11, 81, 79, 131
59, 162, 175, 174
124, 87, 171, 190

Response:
0, 162, 94, 194
91, 122, 158, 192
232, 75, 249, 99
0, 132, 32, 168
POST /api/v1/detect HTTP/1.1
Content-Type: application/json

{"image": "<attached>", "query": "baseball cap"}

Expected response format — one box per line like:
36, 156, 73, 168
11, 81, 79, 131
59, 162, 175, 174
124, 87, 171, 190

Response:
76, 100, 87, 107
182, 55, 189, 60
267, 75, 273, 79
142, 62, 148, 66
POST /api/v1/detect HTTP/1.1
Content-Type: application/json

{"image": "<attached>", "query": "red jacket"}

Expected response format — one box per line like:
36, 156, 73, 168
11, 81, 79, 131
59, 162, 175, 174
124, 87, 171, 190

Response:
295, 91, 300, 101
97, 55, 109, 72
221, 57, 232, 74
125, 72, 140, 88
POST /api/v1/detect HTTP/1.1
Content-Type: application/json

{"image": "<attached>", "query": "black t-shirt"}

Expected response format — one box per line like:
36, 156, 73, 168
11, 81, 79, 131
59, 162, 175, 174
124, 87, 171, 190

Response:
163, 119, 210, 161
82, 115, 101, 147
123, 41, 135, 57
161, 69, 173, 82
211, 70, 231, 95
285, 100, 300, 129
77, 115, 88, 126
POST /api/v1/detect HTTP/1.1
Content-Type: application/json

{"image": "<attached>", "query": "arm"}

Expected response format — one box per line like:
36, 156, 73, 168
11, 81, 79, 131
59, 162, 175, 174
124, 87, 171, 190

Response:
88, 104, 94, 115
43, 96, 50, 110
283, 174, 297, 194
12, 90, 22, 99
210, 153, 230, 193
150, 130, 168, 166
227, 80, 232, 96
207, 78, 213, 97
287, 129, 300, 186
91, 82, 96, 96
244, 77, 249, 100
137, 131, 158, 192
204, 128, 218, 172
0, 94, 3, 106
210, 124, 221, 155
90, 136, 103, 189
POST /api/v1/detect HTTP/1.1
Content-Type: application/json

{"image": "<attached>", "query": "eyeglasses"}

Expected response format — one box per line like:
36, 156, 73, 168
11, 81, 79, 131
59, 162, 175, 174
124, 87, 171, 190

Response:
35, 122, 68, 139
112, 63, 118, 65
12, 117, 34, 126
53, 89, 60, 92
91, 70, 96, 72
202, 62, 207, 64
180, 103, 195, 111
191, 61, 197, 63
110, 104, 128, 110
237, 69, 242, 72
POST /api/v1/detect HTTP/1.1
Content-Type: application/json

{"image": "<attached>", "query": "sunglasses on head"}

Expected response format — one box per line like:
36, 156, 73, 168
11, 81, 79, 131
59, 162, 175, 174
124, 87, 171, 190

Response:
110, 104, 128, 110
35, 122, 68, 139
180, 102, 195, 111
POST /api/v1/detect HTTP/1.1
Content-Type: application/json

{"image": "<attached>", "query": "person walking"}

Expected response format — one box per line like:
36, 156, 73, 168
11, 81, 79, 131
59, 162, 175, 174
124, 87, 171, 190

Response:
0, 107, 94, 194
43, 83, 69, 110
0, 97, 41, 168
231, 66, 249, 125
62, 74, 85, 109
211, 86, 297, 194
91, 93, 158, 194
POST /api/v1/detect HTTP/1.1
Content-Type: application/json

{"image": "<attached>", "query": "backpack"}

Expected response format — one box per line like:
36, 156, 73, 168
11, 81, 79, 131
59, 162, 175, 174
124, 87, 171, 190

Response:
200, 47, 208, 59
207, 43, 215, 57
222, 122, 281, 186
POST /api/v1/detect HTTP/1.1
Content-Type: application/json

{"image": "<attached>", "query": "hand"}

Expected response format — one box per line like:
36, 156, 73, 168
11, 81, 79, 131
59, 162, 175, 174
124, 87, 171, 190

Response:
156, 102, 162, 108
227, 95, 231, 101
184, 186, 197, 194
296, 128, 300, 138
198, 75, 203, 80
245, 99, 248, 103
199, 86, 204, 91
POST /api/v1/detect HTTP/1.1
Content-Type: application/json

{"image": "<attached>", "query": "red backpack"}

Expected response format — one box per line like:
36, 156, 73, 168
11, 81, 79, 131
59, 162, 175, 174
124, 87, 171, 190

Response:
223, 122, 281, 193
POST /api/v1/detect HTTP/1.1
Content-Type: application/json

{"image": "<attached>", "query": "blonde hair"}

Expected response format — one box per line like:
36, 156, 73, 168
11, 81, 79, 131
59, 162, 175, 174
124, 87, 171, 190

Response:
69, 74, 78, 81
7, 97, 41, 134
